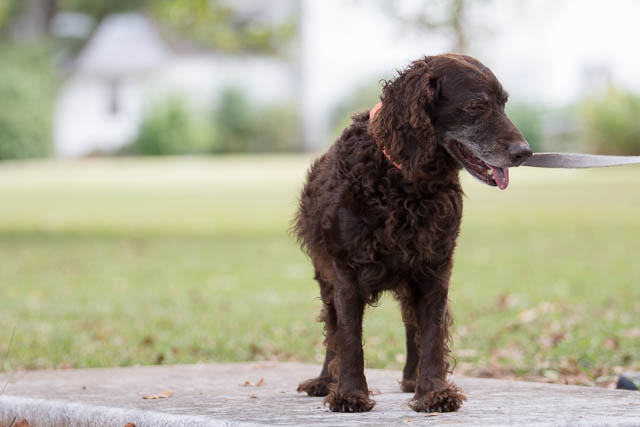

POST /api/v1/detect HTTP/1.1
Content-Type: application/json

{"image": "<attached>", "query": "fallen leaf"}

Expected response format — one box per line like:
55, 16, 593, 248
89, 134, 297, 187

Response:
14, 419, 31, 427
407, 418, 411, 422
497, 294, 519, 309
249, 394, 257, 399
425, 412, 441, 417
242, 378, 264, 387
124, 423, 135, 427
604, 337, 619, 349
223, 397, 229, 402
142, 389, 173, 399
539, 332, 565, 349
552, 333, 565, 345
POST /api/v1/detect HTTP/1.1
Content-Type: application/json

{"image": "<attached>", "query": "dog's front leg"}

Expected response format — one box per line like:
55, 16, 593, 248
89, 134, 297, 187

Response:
409, 285, 466, 412
323, 265, 375, 412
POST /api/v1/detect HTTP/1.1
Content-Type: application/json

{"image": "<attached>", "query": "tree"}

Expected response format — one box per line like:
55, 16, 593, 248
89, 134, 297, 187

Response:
1, 0, 297, 56
149, 0, 298, 56
1, 0, 56, 40
375, 0, 490, 53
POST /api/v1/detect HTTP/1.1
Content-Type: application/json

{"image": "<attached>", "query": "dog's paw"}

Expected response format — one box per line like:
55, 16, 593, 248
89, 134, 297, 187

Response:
409, 383, 466, 413
401, 379, 416, 393
297, 377, 333, 397
324, 387, 375, 412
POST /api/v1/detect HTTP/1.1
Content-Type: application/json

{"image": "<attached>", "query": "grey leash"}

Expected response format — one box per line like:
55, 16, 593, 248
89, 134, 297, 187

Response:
523, 152, 640, 168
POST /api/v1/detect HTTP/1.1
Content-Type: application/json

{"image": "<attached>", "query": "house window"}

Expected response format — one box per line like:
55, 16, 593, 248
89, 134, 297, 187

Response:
108, 79, 121, 115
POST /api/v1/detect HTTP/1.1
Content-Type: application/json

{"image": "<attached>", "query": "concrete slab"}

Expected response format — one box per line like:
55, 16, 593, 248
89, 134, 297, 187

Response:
0, 362, 639, 426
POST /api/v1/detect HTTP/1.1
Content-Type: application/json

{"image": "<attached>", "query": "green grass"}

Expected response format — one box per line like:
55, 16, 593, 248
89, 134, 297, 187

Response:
1, 155, 639, 386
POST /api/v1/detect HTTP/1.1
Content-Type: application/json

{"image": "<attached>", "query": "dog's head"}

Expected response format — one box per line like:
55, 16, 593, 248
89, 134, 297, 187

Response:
369, 54, 531, 189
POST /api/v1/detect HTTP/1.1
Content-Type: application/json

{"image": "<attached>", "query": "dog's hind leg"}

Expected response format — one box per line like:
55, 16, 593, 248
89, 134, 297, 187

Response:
297, 303, 337, 396
297, 271, 337, 397
398, 287, 419, 392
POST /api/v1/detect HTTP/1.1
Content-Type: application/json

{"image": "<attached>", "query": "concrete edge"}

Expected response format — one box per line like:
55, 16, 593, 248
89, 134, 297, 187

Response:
0, 395, 262, 427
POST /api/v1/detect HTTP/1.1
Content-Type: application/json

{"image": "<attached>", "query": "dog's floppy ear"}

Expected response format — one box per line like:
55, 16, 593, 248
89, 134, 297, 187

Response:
369, 59, 440, 179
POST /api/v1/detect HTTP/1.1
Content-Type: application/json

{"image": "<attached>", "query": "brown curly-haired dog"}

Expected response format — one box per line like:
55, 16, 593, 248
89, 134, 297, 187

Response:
294, 54, 532, 413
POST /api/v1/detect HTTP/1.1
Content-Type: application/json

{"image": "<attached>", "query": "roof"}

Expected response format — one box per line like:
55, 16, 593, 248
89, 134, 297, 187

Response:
75, 13, 169, 77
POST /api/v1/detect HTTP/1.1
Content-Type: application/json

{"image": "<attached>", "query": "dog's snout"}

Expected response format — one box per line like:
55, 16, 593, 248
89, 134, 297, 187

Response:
508, 141, 533, 166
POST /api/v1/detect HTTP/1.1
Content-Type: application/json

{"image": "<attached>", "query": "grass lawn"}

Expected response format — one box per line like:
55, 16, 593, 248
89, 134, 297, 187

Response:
1, 155, 639, 386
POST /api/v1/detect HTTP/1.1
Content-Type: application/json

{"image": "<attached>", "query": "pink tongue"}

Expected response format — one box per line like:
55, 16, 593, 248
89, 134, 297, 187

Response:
490, 166, 510, 190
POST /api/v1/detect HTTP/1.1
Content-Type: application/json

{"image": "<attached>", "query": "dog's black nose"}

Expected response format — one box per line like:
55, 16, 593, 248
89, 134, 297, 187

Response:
509, 141, 533, 166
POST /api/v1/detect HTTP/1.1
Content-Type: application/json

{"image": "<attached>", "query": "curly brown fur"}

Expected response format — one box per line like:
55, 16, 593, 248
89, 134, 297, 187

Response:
294, 54, 531, 413
297, 377, 333, 397
324, 383, 376, 413
409, 382, 466, 413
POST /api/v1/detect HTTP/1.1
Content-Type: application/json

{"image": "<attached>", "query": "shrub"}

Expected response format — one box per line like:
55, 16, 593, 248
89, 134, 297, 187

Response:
0, 43, 55, 160
581, 88, 640, 155
212, 87, 301, 153
251, 104, 302, 152
125, 97, 211, 155
211, 88, 256, 153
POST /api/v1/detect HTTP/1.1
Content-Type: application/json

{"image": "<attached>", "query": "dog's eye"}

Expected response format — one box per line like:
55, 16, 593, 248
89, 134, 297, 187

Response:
464, 103, 487, 116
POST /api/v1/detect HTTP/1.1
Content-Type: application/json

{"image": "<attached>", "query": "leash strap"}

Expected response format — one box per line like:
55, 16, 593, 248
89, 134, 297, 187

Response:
524, 152, 640, 168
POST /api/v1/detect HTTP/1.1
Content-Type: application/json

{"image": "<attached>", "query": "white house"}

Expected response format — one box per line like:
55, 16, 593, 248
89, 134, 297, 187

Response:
54, 13, 298, 157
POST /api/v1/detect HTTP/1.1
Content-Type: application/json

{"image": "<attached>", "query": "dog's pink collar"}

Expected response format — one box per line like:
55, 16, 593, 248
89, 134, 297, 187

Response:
369, 102, 383, 120
369, 102, 402, 170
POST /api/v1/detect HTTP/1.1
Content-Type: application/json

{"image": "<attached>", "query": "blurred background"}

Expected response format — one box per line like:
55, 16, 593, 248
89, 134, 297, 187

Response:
1, 0, 638, 387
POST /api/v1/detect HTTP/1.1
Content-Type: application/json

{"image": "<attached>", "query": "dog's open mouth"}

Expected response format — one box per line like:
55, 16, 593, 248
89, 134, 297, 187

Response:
448, 141, 509, 190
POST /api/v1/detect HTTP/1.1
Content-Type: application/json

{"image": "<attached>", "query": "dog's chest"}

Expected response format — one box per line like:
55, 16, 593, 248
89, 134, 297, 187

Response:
387, 188, 461, 250
344, 181, 463, 268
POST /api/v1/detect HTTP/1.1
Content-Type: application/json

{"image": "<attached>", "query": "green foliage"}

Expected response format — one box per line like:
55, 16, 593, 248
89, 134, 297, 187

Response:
149, 0, 298, 55
506, 103, 544, 152
125, 98, 211, 156
53, 0, 297, 56
3, 0, 297, 55
0, 0, 23, 35
125, 91, 301, 155
0, 0, 16, 31
253, 104, 303, 152
58, 0, 148, 20
212, 88, 255, 153
0, 43, 54, 160
581, 88, 640, 155
212, 88, 301, 153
